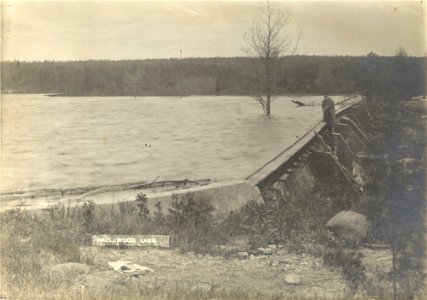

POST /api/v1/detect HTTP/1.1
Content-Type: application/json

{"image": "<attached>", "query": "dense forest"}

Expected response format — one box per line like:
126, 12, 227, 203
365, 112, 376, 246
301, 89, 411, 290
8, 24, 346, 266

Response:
1, 53, 425, 100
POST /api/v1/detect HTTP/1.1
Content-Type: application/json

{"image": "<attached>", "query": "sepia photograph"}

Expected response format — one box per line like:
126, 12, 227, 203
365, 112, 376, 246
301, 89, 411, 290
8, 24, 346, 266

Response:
1, 0, 426, 299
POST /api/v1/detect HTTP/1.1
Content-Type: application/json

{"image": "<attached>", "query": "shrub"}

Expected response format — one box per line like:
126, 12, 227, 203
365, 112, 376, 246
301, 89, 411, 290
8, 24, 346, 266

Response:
168, 193, 219, 253
82, 201, 96, 233
135, 193, 150, 220
323, 249, 366, 291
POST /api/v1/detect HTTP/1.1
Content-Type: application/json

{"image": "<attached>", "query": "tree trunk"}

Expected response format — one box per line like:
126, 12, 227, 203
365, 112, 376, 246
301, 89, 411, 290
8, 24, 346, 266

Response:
266, 94, 271, 116
392, 244, 397, 300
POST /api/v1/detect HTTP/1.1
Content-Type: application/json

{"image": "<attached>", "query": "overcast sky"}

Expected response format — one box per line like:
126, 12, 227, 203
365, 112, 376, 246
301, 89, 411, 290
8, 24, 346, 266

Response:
2, 1, 425, 61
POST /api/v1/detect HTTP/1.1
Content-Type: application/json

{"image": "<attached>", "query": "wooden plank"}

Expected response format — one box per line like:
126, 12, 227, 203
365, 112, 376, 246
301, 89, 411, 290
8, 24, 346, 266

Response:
92, 235, 170, 248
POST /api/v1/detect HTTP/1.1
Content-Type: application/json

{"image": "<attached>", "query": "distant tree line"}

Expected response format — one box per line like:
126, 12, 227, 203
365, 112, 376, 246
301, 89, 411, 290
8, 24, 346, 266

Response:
2, 53, 425, 100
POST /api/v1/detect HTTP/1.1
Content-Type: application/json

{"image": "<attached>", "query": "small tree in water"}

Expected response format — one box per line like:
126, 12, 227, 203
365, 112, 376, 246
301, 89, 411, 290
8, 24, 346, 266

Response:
245, 1, 299, 116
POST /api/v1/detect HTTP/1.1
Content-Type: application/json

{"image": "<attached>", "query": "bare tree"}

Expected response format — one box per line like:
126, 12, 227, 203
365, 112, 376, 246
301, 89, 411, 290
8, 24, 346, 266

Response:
246, 1, 299, 116
125, 70, 145, 98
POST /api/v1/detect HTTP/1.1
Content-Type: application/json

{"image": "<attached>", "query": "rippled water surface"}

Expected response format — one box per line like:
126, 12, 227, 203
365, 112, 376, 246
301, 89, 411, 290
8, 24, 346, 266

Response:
1, 94, 347, 192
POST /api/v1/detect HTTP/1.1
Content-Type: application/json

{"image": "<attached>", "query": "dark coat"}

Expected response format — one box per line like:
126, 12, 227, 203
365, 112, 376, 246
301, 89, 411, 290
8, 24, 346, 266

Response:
322, 96, 336, 129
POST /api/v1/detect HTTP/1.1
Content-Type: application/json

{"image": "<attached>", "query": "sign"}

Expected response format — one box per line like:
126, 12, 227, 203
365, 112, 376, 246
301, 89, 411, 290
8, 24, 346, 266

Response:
92, 235, 170, 248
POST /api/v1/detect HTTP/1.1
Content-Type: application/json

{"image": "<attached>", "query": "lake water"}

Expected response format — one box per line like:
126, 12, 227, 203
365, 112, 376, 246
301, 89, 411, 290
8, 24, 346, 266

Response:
1, 94, 348, 193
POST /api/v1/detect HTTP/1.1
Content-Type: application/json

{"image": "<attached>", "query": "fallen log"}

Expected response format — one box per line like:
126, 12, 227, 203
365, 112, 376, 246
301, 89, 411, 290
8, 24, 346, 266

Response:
292, 99, 313, 107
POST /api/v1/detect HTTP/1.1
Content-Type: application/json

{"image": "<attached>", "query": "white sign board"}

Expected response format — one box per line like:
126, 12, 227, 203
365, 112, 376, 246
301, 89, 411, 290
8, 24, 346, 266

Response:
92, 235, 170, 248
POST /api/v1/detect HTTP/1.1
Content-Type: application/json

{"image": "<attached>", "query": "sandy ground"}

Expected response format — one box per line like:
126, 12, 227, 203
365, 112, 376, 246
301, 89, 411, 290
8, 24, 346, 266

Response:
68, 244, 392, 298
77, 246, 346, 298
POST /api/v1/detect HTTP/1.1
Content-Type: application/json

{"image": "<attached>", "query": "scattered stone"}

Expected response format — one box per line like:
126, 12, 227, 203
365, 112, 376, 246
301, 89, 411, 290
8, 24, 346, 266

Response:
270, 261, 279, 267
44, 262, 90, 281
219, 245, 246, 253
313, 260, 322, 268
326, 210, 369, 242
257, 247, 275, 255
376, 256, 392, 262
236, 252, 249, 259
277, 259, 292, 265
108, 260, 154, 276
398, 157, 418, 172
284, 273, 301, 285
268, 244, 279, 250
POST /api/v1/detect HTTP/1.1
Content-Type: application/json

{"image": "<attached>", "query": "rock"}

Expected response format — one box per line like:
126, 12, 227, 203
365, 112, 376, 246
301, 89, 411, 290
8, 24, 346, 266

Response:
219, 245, 244, 253
44, 262, 90, 281
107, 260, 154, 276
248, 247, 275, 256
326, 211, 369, 242
284, 274, 301, 285
271, 259, 292, 267
398, 157, 420, 176
257, 247, 274, 255
270, 261, 279, 267
277, 259, 292, 265
267, 244, 278, 250
236, 251, 249, 259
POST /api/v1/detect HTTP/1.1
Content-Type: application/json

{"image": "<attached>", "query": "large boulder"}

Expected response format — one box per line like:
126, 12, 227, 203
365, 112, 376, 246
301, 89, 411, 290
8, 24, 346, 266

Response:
326, 211, 369, 242
284, 273, 301, 285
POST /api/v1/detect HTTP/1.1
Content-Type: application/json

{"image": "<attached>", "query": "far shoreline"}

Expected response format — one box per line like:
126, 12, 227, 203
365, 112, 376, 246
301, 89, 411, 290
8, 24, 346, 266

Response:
2, 93, 353, 98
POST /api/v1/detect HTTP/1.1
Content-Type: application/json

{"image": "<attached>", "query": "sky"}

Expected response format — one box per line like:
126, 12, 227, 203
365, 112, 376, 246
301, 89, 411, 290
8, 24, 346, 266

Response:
1, 0, 426, 61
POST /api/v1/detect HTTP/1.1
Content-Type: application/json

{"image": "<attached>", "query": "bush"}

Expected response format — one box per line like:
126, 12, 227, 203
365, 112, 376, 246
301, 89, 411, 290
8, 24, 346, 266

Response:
168, 193, 222, 253
323, 249, 366, 291
135, 193, 150, 220
82, 201, 96, 233
240, 187, 341, 250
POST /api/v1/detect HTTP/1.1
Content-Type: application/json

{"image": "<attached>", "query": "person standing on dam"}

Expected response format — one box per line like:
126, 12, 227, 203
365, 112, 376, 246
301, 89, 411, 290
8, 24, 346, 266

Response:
322, 95, 336, 131
322, 95, 336, 151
